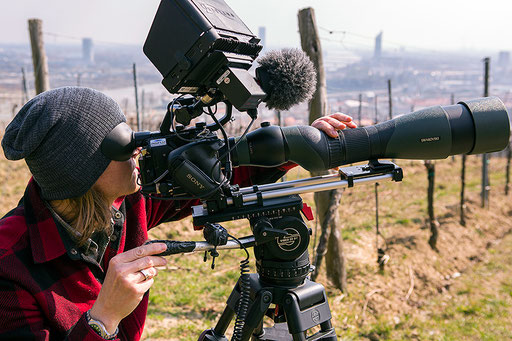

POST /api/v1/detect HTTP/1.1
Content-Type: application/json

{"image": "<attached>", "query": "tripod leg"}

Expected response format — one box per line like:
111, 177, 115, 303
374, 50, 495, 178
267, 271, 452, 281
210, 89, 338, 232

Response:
290, 331, 307, 341
239, 289, 273, 340
214, 305, 236, 336
280, 280, 337, 341
319, 320, 337, 340
198, 304, 233, 341
199, 276, 242, 340
202, 274, 273, 341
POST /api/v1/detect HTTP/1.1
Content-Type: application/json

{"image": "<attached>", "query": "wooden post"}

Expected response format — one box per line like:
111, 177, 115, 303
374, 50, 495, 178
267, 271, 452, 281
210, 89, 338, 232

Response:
11, 104, 19, 118
21, 67, 29, 102
387, 79, 392, 120
298, 8, 327, 122
276, 110, 282, 126
460, 154, 467, 226
133, 63, 141, 131
275, 110, 286, 181
452, 92, 467, 225
141, 89, 146, 130
28, 19, 50, 94
358, 93, 362, 126
425, 160, 438, 250
298, 7, 347, 292
450, 93, 455, 162
481, 57, 490, 208
374, 95, 378, 124
506, 142, 511, 195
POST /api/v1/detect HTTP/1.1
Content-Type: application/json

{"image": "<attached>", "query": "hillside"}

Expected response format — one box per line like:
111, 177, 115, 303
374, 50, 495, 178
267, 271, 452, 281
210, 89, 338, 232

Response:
1, 153, 511, 340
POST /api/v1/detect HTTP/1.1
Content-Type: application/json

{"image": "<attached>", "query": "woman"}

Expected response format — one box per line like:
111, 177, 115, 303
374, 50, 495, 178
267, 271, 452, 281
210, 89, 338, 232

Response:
0, 87, 355, 340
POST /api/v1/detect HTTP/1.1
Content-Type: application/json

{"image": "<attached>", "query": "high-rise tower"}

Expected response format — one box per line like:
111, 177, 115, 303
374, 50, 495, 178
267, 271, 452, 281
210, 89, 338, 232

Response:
82, 38, 94, 64
374, 31, 382, 59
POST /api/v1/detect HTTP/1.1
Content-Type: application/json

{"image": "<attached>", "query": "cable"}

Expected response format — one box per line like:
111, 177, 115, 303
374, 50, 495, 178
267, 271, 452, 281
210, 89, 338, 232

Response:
208, 107, 232, 184
227, 234, 251, 341
44, 31, 135, 47
318, 26, 442, 53
142, 177, 228, 201
209, 116, 256, 184
169, 96, 207, 143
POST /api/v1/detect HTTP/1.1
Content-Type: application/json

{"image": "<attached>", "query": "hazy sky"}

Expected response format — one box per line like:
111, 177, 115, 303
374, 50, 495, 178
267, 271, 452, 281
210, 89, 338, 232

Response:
1, 0, 511, 52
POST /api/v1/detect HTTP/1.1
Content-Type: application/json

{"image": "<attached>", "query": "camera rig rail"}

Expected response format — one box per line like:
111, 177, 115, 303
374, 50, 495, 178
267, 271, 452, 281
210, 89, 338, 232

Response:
150, 159, 402, 256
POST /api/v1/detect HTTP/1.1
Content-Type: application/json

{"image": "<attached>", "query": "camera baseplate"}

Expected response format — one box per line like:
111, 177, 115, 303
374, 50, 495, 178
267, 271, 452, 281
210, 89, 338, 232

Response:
192, 160, 402, 228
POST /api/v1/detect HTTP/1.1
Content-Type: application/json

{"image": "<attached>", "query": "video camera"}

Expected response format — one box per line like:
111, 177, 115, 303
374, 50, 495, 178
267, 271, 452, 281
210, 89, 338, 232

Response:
100, 0, 511, 339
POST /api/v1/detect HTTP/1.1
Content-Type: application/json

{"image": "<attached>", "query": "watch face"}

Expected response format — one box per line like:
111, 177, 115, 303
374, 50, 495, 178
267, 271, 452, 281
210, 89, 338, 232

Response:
87, 311, 118, 339
89, 321, 105, 337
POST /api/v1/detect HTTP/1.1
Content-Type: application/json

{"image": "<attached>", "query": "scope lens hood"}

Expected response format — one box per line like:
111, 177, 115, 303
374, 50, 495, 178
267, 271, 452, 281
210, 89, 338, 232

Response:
100, 122, 136, 161
460, 97, 510, 155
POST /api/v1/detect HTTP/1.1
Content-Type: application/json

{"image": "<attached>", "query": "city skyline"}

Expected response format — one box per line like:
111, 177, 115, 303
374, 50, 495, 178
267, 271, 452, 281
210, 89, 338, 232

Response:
0, 1, 511, 53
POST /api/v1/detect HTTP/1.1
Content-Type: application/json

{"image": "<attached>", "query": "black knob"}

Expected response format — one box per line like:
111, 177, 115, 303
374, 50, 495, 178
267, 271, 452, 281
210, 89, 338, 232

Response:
260, 121, 271, 127
195, 122, 207, 129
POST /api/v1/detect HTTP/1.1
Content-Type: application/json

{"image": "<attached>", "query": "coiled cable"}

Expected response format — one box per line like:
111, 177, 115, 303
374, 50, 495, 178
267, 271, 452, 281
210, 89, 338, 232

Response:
228, 234, 251, 341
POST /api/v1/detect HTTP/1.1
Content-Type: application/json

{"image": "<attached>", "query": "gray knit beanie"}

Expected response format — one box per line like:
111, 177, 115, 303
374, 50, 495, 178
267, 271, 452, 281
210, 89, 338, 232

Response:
1, 87, 126, 200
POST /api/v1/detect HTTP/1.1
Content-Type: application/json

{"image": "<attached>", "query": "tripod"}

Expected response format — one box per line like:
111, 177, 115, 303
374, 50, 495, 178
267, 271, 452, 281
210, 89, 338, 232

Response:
198, 195, 337, 341
202, 274, 336, 341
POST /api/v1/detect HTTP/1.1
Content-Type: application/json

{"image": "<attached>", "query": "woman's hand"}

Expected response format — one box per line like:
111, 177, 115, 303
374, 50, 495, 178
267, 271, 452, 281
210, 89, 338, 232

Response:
89, 242, 168, 334
311, 112, 357, 138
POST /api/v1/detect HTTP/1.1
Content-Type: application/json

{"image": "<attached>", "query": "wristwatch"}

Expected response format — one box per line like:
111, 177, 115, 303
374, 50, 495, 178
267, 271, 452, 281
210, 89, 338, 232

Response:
86, 310, 119, 340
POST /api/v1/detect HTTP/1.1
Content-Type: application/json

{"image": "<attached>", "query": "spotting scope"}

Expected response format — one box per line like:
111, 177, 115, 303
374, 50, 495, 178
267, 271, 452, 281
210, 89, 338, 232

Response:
230, 97, 511, 172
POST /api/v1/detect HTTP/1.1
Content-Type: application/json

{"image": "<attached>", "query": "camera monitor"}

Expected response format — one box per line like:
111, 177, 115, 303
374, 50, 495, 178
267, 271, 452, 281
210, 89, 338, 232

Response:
144, 0, 266, 111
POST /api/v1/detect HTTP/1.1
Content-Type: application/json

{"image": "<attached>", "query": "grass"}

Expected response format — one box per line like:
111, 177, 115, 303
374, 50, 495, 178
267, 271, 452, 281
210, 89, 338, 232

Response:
2, 150, 512, 340
388, 232, 512, 340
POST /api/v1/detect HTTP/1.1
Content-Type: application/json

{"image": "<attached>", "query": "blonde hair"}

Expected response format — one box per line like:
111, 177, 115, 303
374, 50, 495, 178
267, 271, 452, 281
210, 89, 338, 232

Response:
51, 187, 112, 246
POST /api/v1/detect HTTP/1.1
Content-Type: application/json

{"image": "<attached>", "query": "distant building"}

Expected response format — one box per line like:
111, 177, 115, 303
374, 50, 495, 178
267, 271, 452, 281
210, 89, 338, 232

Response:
374, 31, 383, 59
498, 51, 510, 70
258, 26, 266, 51
82, 38, 94, 64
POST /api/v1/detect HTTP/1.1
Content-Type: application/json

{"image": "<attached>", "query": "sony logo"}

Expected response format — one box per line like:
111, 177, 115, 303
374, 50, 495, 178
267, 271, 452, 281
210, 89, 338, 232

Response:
198, 2, 235, 19
420, 136, 440, 143
187, 173, 205, 190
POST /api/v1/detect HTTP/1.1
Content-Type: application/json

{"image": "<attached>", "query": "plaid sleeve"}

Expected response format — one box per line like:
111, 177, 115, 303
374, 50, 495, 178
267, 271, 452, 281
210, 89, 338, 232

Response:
0, 277, 50, 340
231, 162, 297, 187
0, 278, 113, 341
145, 197, 200, 229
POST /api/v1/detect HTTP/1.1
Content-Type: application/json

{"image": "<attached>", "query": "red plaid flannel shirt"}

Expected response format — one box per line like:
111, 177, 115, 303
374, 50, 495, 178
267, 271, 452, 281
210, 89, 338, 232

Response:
0, 164, 295, 340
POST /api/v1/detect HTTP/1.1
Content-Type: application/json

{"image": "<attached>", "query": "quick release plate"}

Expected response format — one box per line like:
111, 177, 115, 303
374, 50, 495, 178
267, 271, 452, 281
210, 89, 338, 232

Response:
339, 160, 403, 187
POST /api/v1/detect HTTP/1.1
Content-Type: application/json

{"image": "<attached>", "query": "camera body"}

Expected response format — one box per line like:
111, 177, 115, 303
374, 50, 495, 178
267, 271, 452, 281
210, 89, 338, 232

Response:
135, 122, 226, 198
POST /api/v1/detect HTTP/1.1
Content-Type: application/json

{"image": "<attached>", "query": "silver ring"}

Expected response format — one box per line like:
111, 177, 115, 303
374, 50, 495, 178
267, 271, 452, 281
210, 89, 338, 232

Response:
139, 268, 151, 281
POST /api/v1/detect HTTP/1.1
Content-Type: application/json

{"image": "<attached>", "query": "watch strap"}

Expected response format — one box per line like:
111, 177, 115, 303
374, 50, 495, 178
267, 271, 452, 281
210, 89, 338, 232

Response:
86, 310, 119, 340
